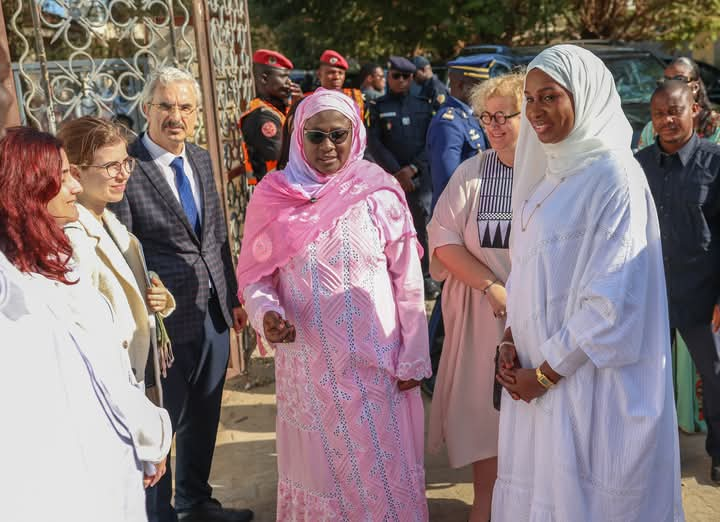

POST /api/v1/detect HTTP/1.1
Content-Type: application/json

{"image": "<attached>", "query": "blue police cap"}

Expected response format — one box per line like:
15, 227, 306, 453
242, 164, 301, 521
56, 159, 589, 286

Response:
412, 55, 430, 69
388, 56, 416, 73
448, 54, 518, 80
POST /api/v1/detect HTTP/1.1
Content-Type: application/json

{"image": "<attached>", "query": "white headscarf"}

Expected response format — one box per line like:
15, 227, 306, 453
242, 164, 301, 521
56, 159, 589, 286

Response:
512, 45, 633, 214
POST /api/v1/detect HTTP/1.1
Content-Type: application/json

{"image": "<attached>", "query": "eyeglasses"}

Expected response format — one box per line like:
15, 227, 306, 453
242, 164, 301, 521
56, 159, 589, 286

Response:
148, 102, 196, 116
391, 72, 412, 80
479, 111, 521, 125
79, 157, 136, 178
303, 128, 351, 145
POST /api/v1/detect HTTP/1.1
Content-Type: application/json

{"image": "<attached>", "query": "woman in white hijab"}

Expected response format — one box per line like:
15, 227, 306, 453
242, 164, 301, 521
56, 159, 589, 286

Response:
493, 45, 684, 521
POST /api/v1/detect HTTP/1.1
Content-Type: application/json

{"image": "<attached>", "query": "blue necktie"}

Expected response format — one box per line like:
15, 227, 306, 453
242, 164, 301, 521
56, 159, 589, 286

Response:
170, 156, 201, 238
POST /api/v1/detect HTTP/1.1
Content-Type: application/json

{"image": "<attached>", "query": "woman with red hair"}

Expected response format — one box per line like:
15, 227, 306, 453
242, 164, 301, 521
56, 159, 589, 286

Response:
0, 126, 172, 522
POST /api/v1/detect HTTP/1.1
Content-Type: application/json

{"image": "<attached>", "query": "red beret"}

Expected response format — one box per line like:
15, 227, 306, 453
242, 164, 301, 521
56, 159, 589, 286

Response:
253, 49, 293, 70
319, 49, 348, 70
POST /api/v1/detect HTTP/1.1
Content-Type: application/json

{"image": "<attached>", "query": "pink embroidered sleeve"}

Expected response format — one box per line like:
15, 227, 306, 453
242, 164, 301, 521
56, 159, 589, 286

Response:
242, 274, 286, 339
369, 191, 432, 381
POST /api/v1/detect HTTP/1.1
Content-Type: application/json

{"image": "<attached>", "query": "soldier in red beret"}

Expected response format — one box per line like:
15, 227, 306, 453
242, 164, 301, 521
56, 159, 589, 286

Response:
239, 49, 301, 182
314, 49, 366, 121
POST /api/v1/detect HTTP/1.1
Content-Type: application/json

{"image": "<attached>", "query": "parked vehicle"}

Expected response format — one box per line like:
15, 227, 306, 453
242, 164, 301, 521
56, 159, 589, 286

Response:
458, 41, 667, 147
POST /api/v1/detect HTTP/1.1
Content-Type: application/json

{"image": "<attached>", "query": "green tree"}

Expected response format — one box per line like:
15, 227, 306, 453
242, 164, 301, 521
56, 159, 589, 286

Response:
248, 0, 720, 67
247, 0, 565, 67
562, 0, 720, 48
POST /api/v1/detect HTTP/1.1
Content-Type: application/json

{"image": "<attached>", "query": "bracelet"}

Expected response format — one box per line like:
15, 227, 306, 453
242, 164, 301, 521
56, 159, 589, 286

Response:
498, 341, 515, 350
536, 367, 555, 389
481, 279, 498, 295
408, 163, 419, 174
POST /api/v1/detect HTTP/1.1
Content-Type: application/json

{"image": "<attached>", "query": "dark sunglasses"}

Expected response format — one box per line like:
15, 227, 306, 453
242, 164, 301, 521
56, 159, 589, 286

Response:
391, 72, 412, 80
479, 111, 521, 125
304, 128, 351, 145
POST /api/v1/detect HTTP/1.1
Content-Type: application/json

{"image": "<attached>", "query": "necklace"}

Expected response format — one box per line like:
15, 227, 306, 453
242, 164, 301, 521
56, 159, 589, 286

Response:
519, 176, 566, 232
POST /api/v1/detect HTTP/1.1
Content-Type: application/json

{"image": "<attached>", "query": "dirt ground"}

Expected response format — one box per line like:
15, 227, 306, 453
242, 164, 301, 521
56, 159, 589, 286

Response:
199, 357, 720, 522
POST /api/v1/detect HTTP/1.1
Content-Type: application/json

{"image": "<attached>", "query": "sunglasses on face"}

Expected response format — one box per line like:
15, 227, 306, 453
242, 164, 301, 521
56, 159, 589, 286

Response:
391, 72, 412, 80
304, 128, 351, 145
479, 111, 521, 125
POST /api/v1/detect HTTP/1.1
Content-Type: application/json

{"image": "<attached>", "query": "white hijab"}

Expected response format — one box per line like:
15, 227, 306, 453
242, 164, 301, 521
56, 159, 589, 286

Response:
512, 45, 633, 215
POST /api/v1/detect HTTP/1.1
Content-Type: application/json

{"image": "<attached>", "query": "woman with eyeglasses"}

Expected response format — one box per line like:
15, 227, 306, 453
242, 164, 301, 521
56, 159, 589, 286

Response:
0, 126, 171, 521
426, 72, 524, 522
58, 116, 176, 408
638, 56, 720, 149
237, 88, 431, 521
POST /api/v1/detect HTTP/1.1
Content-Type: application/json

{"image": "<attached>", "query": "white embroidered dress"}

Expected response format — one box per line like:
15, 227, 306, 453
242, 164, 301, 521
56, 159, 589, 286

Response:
492, 44, 684, 522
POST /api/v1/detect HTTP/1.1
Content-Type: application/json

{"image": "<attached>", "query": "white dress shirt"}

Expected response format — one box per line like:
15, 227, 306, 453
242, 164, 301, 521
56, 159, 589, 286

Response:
142, 133, 203, 223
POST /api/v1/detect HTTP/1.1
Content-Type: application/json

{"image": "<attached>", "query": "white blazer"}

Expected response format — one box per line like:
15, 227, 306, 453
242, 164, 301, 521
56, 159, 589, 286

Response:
65, 204, 175, 405
1, 252, 172, 522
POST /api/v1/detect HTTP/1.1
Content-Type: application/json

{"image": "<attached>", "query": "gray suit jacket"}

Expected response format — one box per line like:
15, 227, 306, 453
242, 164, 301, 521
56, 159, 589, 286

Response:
109, 136, 239, 350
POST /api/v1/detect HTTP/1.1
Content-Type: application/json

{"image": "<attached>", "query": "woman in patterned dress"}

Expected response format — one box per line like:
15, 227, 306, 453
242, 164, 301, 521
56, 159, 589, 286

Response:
236, 88, 431, 522
426, 72, 524, 522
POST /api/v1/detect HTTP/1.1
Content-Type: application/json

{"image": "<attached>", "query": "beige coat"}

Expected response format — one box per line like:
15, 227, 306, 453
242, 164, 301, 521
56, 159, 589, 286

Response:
65, 204, 175, 405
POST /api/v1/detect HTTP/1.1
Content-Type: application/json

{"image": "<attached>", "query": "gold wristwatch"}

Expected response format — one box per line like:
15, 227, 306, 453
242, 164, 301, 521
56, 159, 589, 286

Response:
536, 367, 555, 389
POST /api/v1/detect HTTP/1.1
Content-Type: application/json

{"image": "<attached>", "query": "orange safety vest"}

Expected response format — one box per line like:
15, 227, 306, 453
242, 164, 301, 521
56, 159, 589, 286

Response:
239, 98, 287, 183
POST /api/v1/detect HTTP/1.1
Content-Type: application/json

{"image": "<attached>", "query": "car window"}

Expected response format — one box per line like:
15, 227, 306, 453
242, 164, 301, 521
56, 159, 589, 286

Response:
603, 56, 665, 105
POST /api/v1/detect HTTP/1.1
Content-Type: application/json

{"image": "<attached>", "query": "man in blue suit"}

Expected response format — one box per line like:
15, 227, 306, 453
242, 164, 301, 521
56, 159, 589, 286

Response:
110, 67, 253, 522
424, 58, 489, 395
426, 58, 489, 211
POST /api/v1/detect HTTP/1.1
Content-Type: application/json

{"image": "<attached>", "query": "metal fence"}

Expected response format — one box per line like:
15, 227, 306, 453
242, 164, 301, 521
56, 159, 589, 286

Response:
2, 0, 257, 373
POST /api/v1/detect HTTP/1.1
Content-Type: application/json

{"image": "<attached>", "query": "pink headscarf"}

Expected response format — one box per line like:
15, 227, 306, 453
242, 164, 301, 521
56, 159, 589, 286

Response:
284, 87, 366, 196
235, 89, 409, 300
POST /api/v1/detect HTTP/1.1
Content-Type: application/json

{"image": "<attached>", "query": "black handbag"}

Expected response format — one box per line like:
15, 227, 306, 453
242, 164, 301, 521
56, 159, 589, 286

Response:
493, 345, 503, 411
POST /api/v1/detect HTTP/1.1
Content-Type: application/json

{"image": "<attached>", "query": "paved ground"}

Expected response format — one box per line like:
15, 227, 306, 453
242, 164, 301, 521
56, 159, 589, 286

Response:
201, 358, 720, 522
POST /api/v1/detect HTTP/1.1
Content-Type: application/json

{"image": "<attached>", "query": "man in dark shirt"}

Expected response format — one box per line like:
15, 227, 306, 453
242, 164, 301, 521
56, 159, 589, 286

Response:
412, 55, 449, 111
239, 49, 300, 182
636, 80, 720, 483
368, 56, 439, 299
358, 62, 386, 103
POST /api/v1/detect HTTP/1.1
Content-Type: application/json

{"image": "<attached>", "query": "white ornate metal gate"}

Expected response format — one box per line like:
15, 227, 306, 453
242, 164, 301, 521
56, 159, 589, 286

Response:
2, 0, 257, 374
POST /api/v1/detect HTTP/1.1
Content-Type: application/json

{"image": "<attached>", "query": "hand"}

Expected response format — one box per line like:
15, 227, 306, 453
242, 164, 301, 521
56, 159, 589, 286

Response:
497, 368, 548, 403
486, 283, 507, 318
289, 82, 303, 104
146, 276, 169, 313
496, 342, 521, 400
263, 310, 296, 343
394, 166, 416, 192
232, 306, 248, 333
713, 304, 720, 334
143, 457, 166, 489
398, 379, 421, 391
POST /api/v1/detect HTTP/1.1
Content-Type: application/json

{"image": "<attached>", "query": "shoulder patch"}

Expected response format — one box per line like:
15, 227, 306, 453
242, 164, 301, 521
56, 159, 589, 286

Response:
441, 109, 455, 120
261, 121, 278, 138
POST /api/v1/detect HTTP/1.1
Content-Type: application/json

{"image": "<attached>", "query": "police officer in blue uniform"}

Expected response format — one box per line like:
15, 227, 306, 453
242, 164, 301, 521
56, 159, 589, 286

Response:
412, 55, 449, 111
368, 56, 439, 299
423, 57, 491, 395
427, 58, 490, 210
